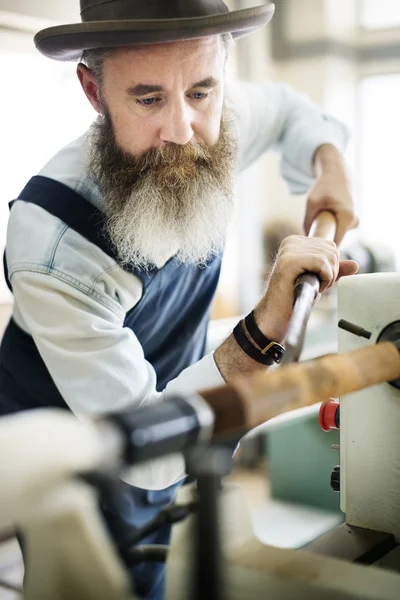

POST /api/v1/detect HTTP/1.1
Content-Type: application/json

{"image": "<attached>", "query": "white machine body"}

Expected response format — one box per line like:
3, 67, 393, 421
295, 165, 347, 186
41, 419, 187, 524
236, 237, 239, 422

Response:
338, 273, 400, 539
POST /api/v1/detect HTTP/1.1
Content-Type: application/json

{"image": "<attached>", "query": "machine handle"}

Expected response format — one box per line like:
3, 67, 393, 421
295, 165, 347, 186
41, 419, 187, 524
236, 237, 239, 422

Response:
308, 210, 336, 241
282, 210, 337, 363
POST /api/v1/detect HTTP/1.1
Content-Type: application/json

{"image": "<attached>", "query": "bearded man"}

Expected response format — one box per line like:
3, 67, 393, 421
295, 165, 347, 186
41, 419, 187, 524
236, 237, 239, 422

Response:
0, 1, 358, 598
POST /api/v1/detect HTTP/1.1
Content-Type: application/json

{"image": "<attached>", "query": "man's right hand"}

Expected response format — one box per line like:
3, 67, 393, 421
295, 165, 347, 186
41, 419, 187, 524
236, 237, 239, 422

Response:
214, 235, 358, 382
253, 235, 358, 343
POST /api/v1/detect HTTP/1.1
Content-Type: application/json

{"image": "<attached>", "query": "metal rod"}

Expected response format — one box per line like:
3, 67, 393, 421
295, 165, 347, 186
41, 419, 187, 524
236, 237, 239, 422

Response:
338, 319, 372, 339
282, 274, 320, 363
196, 470, 222, 600
282, 211, 337, 364
282, 211, 336, 364
186, 446, 232, 600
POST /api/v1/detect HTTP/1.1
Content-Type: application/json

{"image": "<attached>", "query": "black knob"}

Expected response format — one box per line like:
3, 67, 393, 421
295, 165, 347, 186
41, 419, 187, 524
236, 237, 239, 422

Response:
377, 320, 400, 389
338, 319, 371, 339
335, 405, 340, 429
331, 465, 340, 492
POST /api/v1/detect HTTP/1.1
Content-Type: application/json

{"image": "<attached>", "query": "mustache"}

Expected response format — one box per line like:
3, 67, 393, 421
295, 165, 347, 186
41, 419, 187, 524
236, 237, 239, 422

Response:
97, 108, 212, 169
147, 146, 214, 191
130, 140, 214, 190
136, 140, 212, 169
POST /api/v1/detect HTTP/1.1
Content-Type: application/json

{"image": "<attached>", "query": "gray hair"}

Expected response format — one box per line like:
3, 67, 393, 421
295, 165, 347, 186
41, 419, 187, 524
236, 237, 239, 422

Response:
81, 33, 233, 85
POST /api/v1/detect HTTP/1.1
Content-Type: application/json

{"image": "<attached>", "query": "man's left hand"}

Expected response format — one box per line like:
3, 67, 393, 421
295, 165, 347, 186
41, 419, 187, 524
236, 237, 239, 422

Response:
304, 144, 359, 246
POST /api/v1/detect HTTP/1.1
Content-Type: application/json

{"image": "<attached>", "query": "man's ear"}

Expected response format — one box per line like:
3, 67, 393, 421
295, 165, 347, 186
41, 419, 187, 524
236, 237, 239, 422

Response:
77, 63, 102, 113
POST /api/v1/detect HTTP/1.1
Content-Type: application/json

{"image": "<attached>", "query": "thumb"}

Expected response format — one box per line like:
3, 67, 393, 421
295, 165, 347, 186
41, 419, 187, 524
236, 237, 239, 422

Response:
312, 291, 322, 306
337, 260, 359, 280
333, 222, 346, 247
303, 207, 318, 237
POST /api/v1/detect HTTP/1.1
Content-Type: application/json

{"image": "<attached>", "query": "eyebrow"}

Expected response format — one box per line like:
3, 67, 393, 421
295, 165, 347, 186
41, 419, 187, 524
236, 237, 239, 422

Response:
191, 77, 219, 89
126, 77, 219, 97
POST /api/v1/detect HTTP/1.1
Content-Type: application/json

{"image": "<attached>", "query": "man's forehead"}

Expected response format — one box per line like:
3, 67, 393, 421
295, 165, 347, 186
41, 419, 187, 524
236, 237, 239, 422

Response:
111, 35, 223, 63
127, 77, 220, 96
104, 37, 224, 87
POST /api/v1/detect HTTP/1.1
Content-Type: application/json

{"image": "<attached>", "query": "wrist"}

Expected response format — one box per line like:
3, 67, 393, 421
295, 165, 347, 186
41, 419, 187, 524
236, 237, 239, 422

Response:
252, 304, 289, 345
214, 335, 268, 383
313, 143, 345, 178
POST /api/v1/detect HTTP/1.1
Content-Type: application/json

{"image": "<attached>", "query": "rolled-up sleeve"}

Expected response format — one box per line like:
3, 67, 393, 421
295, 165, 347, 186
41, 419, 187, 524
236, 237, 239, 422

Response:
226, 80, 350, 194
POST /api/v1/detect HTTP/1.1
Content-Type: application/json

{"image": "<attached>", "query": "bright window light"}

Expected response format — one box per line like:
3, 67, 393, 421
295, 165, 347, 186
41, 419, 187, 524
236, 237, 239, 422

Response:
358, 73, 400, 266
359, 0, 400, 30
0, 49, 95, 300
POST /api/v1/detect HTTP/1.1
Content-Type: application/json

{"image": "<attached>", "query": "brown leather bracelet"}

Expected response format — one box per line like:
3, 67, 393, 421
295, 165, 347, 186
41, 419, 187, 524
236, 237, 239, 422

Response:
244, 311, 285, 364
245, 311, 270, 348
233, 321, 276, 366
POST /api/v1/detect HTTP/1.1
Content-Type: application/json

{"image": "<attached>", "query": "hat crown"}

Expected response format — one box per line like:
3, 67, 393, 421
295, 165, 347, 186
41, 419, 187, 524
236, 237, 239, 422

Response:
80, 0, 229, 22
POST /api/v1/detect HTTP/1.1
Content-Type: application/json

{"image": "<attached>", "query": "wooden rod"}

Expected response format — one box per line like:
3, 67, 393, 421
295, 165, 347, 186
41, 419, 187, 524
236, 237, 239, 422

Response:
309, 210, 337, 241
199, 342, 400, 438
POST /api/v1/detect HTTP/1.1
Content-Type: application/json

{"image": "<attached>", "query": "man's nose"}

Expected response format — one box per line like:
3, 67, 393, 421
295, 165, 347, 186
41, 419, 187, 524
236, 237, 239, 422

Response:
159, 100, 194, 146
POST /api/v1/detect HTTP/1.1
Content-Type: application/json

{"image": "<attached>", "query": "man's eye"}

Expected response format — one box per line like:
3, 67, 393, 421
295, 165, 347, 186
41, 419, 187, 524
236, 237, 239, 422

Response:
190, 92, 208, 100
137, 97, 159, 106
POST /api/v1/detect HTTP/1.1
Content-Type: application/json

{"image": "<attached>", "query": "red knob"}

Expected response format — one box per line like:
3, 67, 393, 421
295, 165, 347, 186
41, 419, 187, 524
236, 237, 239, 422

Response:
319, 399, 340, 432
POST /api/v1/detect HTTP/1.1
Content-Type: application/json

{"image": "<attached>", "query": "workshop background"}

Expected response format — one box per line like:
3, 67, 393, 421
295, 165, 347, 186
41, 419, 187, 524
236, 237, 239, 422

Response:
0, 0, 400, 597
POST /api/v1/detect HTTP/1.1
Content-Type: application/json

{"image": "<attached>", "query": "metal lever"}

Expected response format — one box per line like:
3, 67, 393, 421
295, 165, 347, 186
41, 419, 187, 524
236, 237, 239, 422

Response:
282, 211, 337, 364
338, 319, 372, 339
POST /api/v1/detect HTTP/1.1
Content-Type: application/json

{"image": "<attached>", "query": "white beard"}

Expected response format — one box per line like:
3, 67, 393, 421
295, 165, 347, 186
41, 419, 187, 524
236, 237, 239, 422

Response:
106, 174, 234, 269
88, 106, 238, 270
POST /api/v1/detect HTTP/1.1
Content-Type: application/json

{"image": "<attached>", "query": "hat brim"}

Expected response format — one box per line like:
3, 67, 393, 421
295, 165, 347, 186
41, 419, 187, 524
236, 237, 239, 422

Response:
34, 4, 275, 61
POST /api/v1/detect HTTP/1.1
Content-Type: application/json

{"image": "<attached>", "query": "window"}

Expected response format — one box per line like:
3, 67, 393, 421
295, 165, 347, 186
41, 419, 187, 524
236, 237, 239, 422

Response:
357, 73, 400, 266
359, 0, 400, 30
0, 49, 95, 301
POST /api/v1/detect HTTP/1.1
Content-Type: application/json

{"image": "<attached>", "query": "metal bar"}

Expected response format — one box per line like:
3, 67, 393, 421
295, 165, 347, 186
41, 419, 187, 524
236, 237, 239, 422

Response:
282, 274, 320, 363
282, 211, 337, 364
186, 446, 232, 600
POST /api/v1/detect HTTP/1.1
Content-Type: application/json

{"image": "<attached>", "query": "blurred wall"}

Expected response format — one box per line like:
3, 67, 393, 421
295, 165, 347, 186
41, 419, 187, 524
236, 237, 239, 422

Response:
234, 0, 359, 231
232, 0, 400, 312
0, 0, 79, 23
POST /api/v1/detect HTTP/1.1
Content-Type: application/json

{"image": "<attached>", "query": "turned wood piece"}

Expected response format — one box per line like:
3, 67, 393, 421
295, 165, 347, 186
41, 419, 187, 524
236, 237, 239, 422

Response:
200, 342, 400, 438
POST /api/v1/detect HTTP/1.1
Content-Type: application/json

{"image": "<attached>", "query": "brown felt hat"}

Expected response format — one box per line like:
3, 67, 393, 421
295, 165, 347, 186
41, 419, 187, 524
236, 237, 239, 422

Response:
34, 0, 275, 61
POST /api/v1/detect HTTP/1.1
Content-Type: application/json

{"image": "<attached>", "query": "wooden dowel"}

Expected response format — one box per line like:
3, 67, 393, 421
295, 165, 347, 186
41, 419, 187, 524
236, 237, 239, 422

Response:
199, 342, 400, 438
309, 210, 337, 241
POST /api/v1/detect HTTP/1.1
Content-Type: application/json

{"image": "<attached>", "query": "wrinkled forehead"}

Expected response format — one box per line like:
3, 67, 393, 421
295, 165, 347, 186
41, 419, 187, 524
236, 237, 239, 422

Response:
103, 36, 226, 81
119, 35, 223, 59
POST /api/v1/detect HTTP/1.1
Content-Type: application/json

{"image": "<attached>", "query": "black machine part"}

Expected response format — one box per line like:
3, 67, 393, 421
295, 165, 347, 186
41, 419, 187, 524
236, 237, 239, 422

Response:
335, 405, 340, 428
186, 445, 233, 600
331, 465, 340, 492
377, 320, 400, 389
338, 319, 372, 340
108, 393, 214, 464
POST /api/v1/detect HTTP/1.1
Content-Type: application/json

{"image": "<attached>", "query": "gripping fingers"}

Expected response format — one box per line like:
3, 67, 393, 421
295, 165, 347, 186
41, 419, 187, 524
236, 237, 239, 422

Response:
308, 240, 340, 292
313, 252, 339, 293
276, 236, 340, 295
